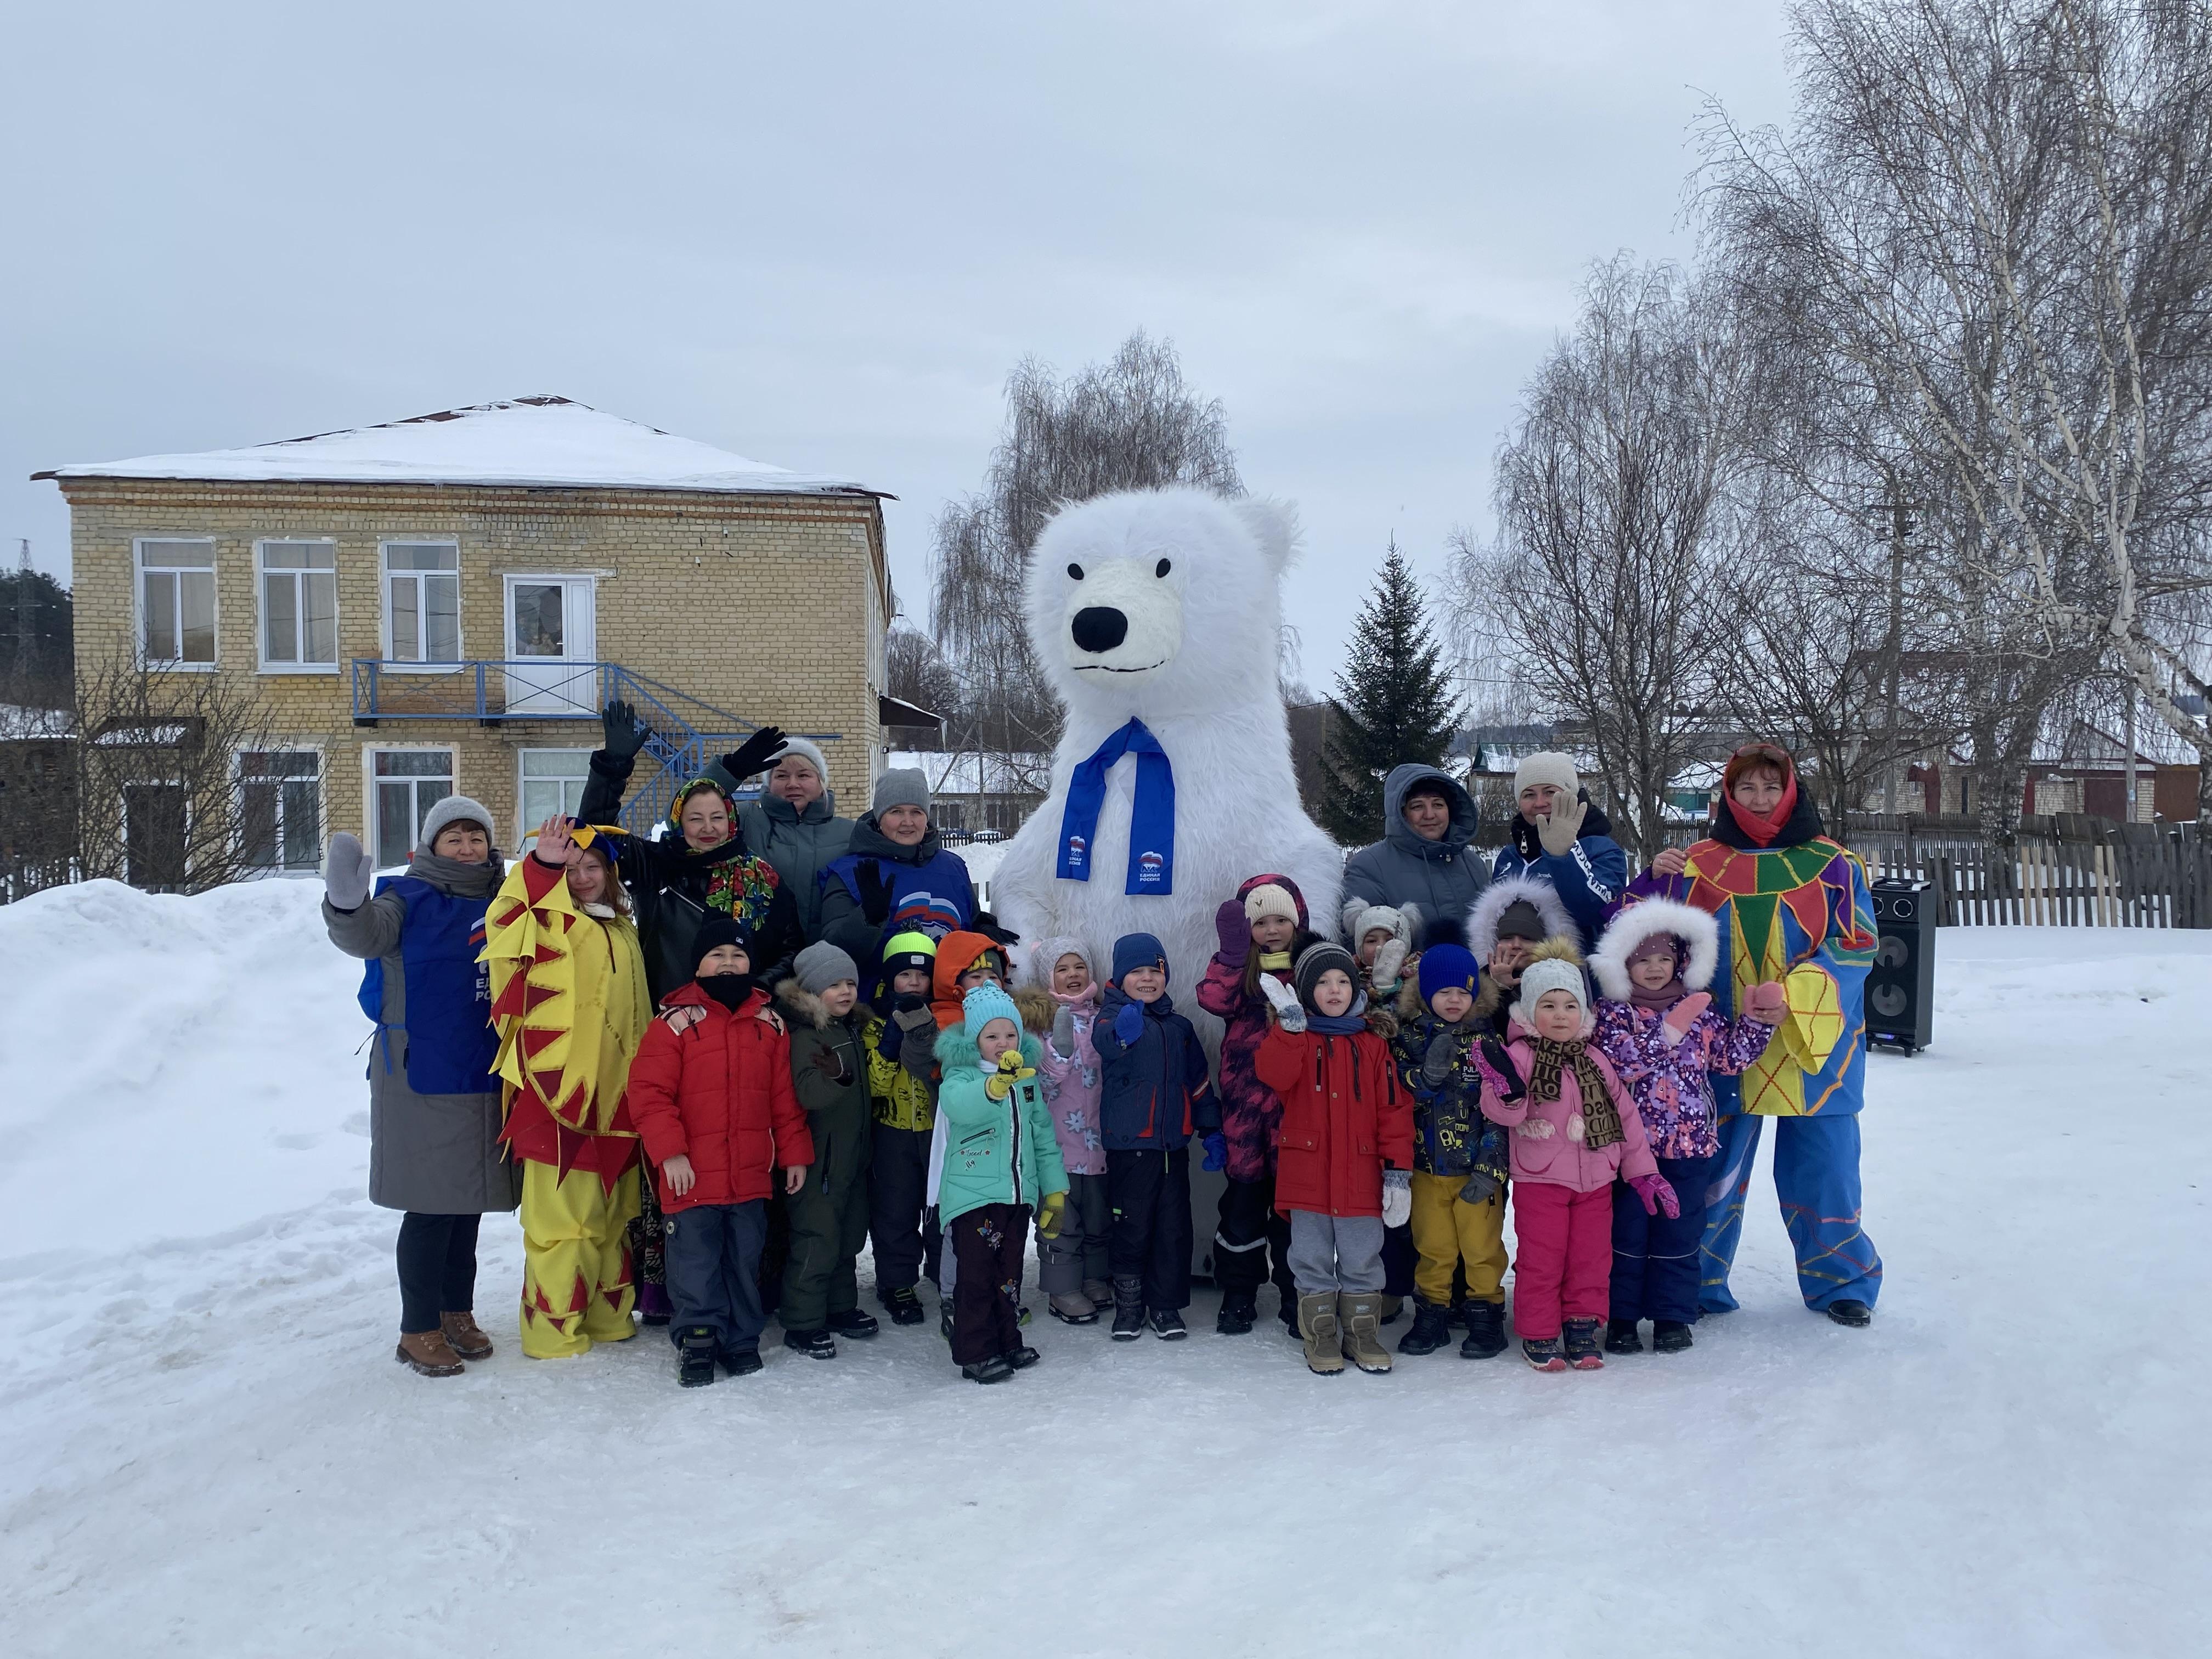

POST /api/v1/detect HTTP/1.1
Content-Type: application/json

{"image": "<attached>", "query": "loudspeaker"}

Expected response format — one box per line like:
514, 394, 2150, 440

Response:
1866, 877, 1935, 1053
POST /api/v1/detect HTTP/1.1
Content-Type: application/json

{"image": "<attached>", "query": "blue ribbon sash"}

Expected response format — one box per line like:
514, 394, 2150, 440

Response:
1056, 716, 1175, 896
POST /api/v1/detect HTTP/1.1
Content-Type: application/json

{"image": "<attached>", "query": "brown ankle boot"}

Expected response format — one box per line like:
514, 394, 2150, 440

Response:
396, 1329, 465, 1377
439, 1312, 494, 1361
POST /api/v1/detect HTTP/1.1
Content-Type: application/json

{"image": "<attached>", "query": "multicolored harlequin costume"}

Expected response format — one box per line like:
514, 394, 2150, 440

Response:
1622, 749, 1882, 1315
483, 851, 653, 1358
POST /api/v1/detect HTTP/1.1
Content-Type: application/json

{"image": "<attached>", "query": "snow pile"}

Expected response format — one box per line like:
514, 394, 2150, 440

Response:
1, 901, 2207, 1655
37, 396, 874, 497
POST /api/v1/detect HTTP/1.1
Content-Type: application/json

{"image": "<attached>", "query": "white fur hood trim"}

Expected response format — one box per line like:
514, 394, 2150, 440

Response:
1589, 898, 1720, 1002
1464, 874, 1574, 960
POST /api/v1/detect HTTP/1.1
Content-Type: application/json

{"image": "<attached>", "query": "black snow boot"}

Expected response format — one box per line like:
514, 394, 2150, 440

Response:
1148, 1307, 1188, 1341
719, 1345, 763, 1377
1459, 1300, 1506, 1359
1003, 1344, 1041, 1370
879, 1284, 926, 1325
962, 1354, 1013, 1384
783, 1327, 837, 1361
1397, 1298, 1453, 1356
1216, 1299, 1257, 1336
1562, 1317, 1605, 1370
1651, 1319, 1694, 1353
827, 1306, 879, 1340
1825, 1299, 1872, 1328
1604, 1318, 1644, 1355
1110, 1276, 1146, 1341
678, 1326, 718, 1388
939, 1300, 954, 1345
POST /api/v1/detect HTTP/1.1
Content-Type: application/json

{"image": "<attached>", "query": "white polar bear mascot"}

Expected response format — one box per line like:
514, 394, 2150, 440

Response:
991, 488, 1343, 1024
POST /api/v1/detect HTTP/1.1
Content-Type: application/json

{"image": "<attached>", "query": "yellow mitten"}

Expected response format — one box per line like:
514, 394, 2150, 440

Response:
984, 1048, 1034, 1101
1037, 1190, 1067, 1239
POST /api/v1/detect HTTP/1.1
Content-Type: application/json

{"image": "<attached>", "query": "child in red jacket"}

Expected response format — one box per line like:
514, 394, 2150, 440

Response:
626, 917, 813, 1386
1254, 943, 1414, 1379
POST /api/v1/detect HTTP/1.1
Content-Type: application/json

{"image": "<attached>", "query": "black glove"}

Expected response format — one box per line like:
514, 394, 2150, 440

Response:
601, 699, 652, 761
719, 726, 788, 782
892, 993, 929, 1016
1479, 1037, 1526, 1103
972, 910, 1021, 947
857, 862, 894, 926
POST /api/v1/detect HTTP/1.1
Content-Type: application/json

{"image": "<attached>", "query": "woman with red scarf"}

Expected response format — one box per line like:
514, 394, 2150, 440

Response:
1622, 743, 1882, 1327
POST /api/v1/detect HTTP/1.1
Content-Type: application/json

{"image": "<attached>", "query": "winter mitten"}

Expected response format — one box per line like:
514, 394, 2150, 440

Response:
718, 725, 788, 781
1457, 1170, 1500, 1206
1380, 1169, 1412, 1229
893, 994, 930, 1019
1213, 899, 1251, 968
1746, 981, 1789, 1023
1259, 975, 1306, 1034
1037, 1191, 1067, 1240
1421, 1028, 1460, 1088
1051, 1005, 1077, 1058
1629, 1172, 1680, 1220
857, 863, 894, 926
1536, 795, 1588, 857
1200, 1132, 1227, 1173
1659, 992, 1713, 1046
984, 1050, 1025, 1101
1112, 1000, 1146, 1046
1371, 938, 1409, 991
599, 698, 652, 761
323, 832, 374, 911
1472, 1037, 1525, 1105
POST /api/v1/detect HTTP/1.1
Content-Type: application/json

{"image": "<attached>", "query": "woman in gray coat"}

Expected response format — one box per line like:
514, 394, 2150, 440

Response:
735, 737, 854, 941
1339, 763, 1488, 935
323, 795, 521, 1377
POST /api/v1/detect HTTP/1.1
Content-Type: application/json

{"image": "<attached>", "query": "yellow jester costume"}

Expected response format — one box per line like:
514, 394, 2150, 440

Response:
483, 848, 653, 1357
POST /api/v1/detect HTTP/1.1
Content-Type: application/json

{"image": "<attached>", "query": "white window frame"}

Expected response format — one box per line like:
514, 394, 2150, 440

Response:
379, 539, 462, 669
364, 744, 458, 869
235, 746, 325, 875
517, 747, 594, 847
255, 539, 340, 673
134, 538, 218, 670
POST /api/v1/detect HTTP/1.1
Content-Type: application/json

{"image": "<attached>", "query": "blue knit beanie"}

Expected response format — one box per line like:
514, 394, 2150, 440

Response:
1110, 933, 1168, 986
1418, 944, 1480, 1007
962, 984, 1022, 1042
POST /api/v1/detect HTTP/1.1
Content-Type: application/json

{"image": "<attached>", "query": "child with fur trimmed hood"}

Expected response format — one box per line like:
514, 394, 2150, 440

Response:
1254, 943, 1413, 1378
1013, 937, 1112, 1324
1197, 875, 1323, 1336
1463, 874, 1578, 1036
1470, 941, 1668, 1373
1588, 902, 1785, 1356
1344, 900, 1421, 1002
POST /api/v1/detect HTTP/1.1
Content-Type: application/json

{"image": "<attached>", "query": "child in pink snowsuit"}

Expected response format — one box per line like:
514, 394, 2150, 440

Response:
1476, 945, 1671, 1372
1018, 936, 1111, 1325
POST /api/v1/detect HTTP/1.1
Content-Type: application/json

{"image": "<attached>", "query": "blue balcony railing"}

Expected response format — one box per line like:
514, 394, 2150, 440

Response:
349, 659, 838, 834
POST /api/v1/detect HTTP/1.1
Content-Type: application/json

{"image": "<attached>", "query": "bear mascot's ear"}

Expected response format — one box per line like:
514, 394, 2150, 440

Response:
1232, 498, 1300, 575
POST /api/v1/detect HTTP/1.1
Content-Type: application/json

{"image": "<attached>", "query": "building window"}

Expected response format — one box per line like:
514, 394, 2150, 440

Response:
520, 749, 591, 835
381, 541, 460, 663
258, 540, 338, 669
137, 539, 216, 667
239, 750, 323, 871
372, 748, 454, 867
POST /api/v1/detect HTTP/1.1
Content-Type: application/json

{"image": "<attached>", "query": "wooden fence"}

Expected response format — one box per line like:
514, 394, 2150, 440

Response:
1846, 814, 2210, 928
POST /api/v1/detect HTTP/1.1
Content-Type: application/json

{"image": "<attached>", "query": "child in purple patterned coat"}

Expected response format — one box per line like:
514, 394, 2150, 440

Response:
1016, 937, 1112, 1325
1588, 899, 1785, 1355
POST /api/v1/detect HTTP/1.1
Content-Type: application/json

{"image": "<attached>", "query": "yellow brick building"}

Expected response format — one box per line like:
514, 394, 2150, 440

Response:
39, 397, 894, 872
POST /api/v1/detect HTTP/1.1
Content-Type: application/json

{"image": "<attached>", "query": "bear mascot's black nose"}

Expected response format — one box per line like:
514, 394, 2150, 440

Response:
1071, 607, 1130, 654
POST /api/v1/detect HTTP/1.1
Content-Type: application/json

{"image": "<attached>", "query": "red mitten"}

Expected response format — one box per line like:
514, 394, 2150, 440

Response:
1659, 991, 1712, 1045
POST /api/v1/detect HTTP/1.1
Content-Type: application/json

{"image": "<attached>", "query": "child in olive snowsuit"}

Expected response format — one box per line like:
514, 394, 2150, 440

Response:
865, 930, 940, 1325
932, 985, 1068, 1384
1390, 943, 1511, 1361
775, 941, 879, 1358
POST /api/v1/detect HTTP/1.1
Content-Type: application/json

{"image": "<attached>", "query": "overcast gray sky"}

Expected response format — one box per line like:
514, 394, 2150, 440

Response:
0, 0, 1795, 690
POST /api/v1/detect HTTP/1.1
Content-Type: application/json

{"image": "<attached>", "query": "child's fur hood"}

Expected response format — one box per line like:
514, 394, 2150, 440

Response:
1362, 1004, 1400, 1041
1012, 986, 1059, 1035
1464, 873, 1575, 960
933, 1022, 1046, 1074
1588, 899, 1720, 1002
776, 978, 859, 1032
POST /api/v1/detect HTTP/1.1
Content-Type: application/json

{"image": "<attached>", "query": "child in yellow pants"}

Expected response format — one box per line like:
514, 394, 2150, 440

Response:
1391, 945, 1510, 1358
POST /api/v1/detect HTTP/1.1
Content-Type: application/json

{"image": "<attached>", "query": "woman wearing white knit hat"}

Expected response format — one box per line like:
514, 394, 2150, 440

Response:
1488, 751, 1626, 952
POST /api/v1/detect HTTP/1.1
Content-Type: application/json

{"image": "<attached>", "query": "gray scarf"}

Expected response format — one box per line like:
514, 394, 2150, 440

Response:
409, 851, 505, 899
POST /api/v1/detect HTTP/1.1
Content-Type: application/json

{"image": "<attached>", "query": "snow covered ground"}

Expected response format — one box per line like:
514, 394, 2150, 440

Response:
2, 884, 2205, 1656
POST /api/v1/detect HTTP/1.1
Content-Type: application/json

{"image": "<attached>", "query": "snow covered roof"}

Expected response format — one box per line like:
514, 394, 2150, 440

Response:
34, 396, 886, 499
0, 703, 72, 741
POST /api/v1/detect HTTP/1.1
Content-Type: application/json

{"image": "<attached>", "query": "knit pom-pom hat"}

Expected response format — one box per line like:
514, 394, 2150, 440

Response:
1416, 944, 1480, 1006
962, 984, 1023, 1043
1514, 940, 1593, 1039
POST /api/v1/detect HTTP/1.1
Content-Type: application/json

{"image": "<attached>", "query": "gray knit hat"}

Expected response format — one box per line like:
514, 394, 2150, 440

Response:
418, 794, 496, 856
793, 940, 860, 995
872, 768, 931, 816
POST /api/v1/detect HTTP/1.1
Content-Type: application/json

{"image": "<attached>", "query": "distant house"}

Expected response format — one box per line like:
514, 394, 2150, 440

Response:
885, 749, 1049, 838
37, 397, 894, 877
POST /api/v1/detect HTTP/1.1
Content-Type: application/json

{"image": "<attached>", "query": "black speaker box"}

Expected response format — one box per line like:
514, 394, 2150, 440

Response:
1866, 877, 1935, 1053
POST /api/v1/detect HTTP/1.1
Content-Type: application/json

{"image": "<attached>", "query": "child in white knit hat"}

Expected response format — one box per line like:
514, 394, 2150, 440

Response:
1342, 900, 1421, 1002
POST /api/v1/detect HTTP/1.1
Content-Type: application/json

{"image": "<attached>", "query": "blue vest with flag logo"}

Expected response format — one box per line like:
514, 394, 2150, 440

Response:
356, 874, 499, 1097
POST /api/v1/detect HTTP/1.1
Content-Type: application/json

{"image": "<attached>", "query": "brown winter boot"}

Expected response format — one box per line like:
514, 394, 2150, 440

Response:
1339, 1294, 1393, 1374
395, 1329, 465, 1377
439, 1312, 494, 1361
1297, 1292, 1345, 1375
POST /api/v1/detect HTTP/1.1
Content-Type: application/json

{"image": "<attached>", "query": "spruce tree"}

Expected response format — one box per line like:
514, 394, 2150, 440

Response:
1319, 538, 1465, 843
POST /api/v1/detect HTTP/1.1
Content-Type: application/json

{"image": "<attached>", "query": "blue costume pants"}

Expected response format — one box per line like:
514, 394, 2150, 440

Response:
1700, 1113, 1881, 1313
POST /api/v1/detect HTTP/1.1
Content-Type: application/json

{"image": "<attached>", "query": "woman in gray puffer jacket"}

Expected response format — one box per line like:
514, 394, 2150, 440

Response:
735, 737, 854, 941
323, 795, 521, 1379
1339, 764, 1488, 936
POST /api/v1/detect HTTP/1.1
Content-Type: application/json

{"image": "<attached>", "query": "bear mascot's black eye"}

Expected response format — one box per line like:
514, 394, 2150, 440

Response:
1155, 558, 1172, 578
1066, 563, 1085, 580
